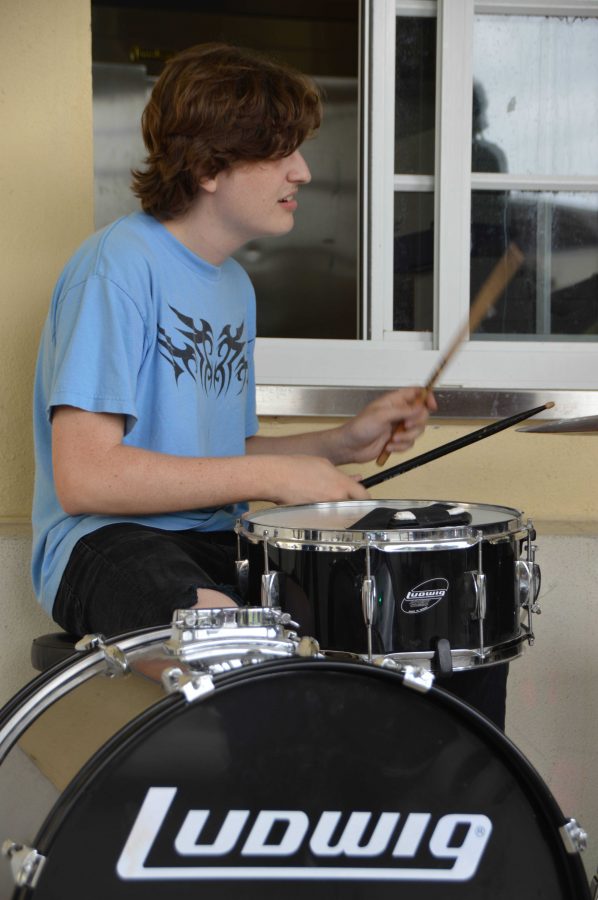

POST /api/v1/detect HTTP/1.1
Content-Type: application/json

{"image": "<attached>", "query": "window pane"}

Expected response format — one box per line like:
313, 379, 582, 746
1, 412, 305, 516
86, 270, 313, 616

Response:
394, 192, 434, 331
395, 16, 436, 175
473, 16, 598, 176
471, 191, 598, 338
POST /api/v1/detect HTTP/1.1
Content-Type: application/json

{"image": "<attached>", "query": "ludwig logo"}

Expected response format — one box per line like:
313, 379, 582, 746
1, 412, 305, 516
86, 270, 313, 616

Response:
401, 578, 449, 614
116, 787, 492, 882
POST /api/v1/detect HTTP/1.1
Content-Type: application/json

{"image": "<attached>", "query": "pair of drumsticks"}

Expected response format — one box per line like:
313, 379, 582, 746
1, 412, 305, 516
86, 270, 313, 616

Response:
376, 242, 526, 467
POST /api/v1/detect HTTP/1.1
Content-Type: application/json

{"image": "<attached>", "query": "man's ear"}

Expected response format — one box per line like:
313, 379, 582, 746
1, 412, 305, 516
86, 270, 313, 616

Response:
198, 174, 218, 194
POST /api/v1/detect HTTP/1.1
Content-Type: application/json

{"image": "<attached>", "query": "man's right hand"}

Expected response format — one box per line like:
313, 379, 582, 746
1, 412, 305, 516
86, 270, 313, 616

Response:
265, 455, 370, 506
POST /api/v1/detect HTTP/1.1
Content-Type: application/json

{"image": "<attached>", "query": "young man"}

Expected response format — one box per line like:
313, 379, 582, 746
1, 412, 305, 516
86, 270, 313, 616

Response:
32, 43, 434, 640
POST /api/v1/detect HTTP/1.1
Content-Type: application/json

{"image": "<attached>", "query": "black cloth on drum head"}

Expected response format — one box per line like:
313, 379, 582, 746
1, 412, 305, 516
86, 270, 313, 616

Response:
349, 503, 472, 531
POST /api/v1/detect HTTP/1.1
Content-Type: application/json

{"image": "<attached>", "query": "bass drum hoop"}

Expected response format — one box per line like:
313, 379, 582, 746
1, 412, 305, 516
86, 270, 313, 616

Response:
0, 626, 172, 764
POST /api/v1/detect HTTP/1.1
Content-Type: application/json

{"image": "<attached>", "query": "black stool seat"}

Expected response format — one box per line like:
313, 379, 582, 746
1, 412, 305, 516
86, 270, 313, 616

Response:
31, 632, 80, 672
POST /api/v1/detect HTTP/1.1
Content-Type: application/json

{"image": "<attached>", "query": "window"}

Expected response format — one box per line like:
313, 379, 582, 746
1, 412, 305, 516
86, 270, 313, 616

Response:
91, 1, 361, 346
256, 0, 598, 390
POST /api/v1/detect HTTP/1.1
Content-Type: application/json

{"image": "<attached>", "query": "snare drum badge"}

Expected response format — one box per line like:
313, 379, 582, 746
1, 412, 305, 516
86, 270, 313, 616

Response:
401, 578, 449, 614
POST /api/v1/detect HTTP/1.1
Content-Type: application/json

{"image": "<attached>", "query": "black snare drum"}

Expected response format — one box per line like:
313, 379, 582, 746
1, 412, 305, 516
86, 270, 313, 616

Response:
0, 610, 588, 899
238, 500, 541, 672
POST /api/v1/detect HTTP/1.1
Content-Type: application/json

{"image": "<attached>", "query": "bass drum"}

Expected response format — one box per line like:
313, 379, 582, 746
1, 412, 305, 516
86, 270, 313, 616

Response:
239, 499, 541, 672
0, 609, 589, 900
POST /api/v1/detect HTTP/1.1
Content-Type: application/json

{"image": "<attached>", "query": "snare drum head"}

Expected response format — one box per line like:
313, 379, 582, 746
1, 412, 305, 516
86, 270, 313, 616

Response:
240, 499, 524, 546
11, 659, 588, 899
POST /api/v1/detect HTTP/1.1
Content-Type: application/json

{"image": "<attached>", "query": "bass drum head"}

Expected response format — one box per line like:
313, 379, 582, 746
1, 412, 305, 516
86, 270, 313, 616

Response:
15, 660, 588, 900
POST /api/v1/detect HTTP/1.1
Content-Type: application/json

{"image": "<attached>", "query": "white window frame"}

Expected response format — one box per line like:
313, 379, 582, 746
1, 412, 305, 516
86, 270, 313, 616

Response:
254, 0, 598, 390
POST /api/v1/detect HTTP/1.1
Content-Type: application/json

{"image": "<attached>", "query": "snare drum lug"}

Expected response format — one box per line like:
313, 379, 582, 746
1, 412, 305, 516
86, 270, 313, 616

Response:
234, 527, 250, 599
361, 571, 376, 661
516, 560, 542, 621
74, 634, 129, 677
261, 571, 280, 607
361, 576, 376, 627
468, 572, 487, 621
161, 666, 215, 702
235, 558, 250, 599
2, 840, 46, 888
559, 818, 588, 854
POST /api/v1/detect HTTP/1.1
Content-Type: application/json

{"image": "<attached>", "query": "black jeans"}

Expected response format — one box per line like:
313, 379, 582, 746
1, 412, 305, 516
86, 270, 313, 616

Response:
52, 523, 241, 637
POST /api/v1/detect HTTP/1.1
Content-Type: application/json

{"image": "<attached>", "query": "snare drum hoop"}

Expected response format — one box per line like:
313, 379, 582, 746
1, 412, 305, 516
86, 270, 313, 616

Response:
239, 500, 530, 552
20, 658, 590, 900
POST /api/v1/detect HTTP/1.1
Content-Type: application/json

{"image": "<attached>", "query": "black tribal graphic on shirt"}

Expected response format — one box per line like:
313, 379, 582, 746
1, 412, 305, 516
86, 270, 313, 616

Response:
158, 305, 249, 396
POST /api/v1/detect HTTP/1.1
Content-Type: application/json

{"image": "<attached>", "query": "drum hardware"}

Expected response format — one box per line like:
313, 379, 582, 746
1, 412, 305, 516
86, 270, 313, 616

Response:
261, 571, 280, 607
516, 559, 541, 642
432, 638, 453, 677
162, 607, 305, 671
468, 530, 488, 660
377, 660, 436, 694
161, 667, 216, 703
170, 605, 298, 641
1, 841, 46, 890
74, 633, 129, 677
517, 528, 542, 645
256, 529, 282, 607
559, 819, 588, 854
375, 635, 526, 673
361, 542, 375, 660
234, 531, 250, 599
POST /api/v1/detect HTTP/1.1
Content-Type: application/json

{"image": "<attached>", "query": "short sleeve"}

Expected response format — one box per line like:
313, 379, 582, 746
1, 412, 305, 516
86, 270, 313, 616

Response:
48, 274, 147, 426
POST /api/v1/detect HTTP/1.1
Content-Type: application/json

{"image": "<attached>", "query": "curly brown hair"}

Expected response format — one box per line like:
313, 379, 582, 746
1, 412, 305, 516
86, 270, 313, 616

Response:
131, 43, 322, 220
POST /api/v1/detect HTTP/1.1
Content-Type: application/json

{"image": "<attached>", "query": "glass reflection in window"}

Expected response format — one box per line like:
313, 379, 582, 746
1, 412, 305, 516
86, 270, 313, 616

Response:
394, 192, 434, 331
471, 191, 598, 338
395, 16, 436, 175
473, 15, 598, 177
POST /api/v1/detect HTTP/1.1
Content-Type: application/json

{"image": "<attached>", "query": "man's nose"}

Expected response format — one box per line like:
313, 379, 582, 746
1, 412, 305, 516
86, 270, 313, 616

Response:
288, 150, 311, 184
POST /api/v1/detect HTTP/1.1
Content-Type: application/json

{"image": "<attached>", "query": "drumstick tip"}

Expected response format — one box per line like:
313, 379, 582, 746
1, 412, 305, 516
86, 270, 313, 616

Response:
544, 401, 555, 409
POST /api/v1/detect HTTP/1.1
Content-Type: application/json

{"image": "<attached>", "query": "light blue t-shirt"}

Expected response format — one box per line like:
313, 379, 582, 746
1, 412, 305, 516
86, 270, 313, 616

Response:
32, 212, 259, 615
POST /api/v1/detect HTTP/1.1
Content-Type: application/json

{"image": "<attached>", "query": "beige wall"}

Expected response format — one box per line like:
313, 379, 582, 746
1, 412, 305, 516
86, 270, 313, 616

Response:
0, 0, 597, 886
0, 0, 93, 520
0, 0, 93, 708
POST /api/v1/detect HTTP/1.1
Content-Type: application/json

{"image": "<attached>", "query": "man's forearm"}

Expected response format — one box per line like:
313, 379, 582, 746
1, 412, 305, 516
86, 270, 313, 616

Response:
55, 444, 281, 516
245, 428, 348, 465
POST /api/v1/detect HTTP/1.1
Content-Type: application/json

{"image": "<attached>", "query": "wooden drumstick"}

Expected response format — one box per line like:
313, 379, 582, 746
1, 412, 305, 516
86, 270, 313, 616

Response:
376, 242, 525, 467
